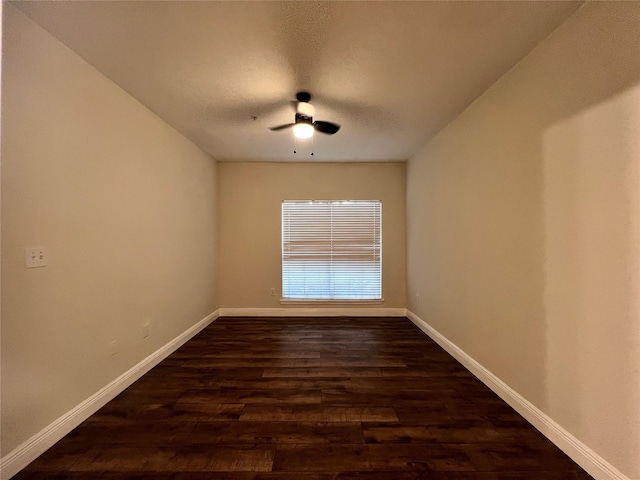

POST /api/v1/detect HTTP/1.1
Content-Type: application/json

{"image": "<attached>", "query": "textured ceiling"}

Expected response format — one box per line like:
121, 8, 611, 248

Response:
15, 1, 582, 162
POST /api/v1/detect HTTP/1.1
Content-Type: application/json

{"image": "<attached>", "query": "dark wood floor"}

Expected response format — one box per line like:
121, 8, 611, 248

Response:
17, 316, 593, 479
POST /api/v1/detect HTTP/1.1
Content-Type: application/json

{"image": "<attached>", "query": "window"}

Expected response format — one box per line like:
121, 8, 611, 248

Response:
282, 200, 382, 300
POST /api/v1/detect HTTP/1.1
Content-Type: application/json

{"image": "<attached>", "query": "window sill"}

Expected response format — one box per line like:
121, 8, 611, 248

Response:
280, 298, 384, 305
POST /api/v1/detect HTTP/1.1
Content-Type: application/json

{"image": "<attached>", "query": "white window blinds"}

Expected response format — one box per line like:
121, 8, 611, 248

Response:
282, 200, 382, 300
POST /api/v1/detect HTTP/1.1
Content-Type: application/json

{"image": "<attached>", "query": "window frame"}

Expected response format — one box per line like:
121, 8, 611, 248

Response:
281, 200, 383, 303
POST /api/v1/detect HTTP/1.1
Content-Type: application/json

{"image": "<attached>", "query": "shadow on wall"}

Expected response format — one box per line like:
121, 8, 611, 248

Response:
542, 84, 640, 478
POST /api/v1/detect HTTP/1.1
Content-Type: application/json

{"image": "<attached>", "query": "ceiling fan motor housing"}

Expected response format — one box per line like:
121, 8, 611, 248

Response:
295, 112, 313, 125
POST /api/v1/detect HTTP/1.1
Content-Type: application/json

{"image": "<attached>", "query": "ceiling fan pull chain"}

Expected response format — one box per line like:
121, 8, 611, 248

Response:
293, 136, 297, 154
310, 136, 314, 156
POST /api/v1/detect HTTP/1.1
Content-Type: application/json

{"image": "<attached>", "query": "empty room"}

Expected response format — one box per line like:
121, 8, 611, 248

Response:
1, 1, 638, 479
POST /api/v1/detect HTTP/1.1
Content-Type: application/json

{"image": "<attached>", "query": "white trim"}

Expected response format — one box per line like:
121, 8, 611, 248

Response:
405, 310, 630, 480
219, 307, 406, 317
280, 299, 384, 305
0, 309, 221, 480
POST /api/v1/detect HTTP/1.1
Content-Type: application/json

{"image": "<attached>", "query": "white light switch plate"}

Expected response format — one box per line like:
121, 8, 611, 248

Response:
25, 247, 47, 268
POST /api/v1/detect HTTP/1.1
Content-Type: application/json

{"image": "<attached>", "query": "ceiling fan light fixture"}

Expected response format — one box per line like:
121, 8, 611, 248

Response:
293, 122, 314, 139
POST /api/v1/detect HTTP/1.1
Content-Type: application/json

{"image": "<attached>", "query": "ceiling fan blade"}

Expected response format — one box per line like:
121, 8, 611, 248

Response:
313, 121, 340, 135
269, 123, 295, 131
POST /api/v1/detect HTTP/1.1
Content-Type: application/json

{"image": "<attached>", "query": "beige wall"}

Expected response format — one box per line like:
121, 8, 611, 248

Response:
407, 3, 640, 478
1, 5, 218, 455
218, 162, 406, 309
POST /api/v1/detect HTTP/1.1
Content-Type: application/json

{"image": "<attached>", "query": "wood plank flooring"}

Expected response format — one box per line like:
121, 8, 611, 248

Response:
16, 316, 593, 479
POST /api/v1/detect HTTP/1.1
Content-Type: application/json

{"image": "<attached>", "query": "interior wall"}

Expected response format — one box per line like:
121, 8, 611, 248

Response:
218, 162, 406, 309
406, 3, 640, 478
1, 5, 218, 456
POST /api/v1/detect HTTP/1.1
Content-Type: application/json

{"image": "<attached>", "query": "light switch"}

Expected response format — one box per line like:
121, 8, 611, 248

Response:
25, 247, 47, 268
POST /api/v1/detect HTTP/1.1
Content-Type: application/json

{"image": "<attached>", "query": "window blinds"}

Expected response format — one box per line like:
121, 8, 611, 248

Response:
282, 200, 382, 300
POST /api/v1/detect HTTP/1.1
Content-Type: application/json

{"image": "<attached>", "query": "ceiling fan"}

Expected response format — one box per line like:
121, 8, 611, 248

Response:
269, 92, 341, 139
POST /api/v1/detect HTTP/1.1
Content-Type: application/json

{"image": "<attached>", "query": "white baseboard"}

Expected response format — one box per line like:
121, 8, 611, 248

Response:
405, 310, 630, 480
0, 309, 221, 480
219, 307, 407, 317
